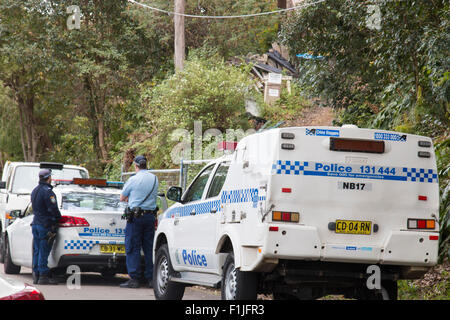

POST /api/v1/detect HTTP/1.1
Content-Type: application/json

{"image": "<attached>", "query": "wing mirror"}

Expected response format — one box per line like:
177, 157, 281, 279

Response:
166, 186, 182, 203
0, 181, 6, 189
9, 210, 23, 219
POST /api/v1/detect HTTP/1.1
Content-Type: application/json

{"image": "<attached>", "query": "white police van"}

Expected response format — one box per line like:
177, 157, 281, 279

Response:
4, 178, 129, 277
153, 125, 440, 300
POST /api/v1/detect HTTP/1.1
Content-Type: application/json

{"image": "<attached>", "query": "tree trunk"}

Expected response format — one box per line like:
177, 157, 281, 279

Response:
84, 75, 108, 163
16, 94, 38, 162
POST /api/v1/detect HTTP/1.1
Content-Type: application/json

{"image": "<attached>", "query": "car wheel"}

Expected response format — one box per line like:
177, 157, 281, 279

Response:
153, 244, 185, 300
221, 252, 258, 300
4, 236, 21, 274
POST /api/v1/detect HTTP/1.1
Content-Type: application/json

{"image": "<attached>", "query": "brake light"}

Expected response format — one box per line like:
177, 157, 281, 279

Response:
59, 216, 90, 227
281, 188, 292, 193
0, 285, 45, 300
217, 141, 238, 151
407, 218, 435, 230
272, 211, 299, 223
418, 195, 427, 201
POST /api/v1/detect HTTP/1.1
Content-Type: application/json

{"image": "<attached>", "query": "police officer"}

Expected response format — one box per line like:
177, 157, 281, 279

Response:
119, 155, 159, 288
31, 169, 61, 285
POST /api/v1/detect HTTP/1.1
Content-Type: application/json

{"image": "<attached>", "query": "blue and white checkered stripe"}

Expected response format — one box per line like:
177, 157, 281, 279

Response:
272, 161, 309, 175
64, 240, 99, 250
272, 160, 438, 184
403, 168, 438, 183
164, 188, 266, 219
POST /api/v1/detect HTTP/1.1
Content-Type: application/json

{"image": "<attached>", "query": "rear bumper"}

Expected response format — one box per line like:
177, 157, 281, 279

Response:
242, 225, 439, 273
56, 254, 127, 272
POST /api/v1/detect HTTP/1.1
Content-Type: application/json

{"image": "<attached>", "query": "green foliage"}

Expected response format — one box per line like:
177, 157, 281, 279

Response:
111, 50, 257, 171
261, 82, 312, 123
128, 0, 279, 58
281, 0, 449, 133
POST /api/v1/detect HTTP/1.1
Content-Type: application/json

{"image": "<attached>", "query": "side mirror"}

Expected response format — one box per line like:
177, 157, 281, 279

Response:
166, 186, 182, 203
0, 181, 6, 189
9, 210, 22, 218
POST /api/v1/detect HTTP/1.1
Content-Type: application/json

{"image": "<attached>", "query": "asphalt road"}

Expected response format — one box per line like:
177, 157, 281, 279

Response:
0, 264, 220, 300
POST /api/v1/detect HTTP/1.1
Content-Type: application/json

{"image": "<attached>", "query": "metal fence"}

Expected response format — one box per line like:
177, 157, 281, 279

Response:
120, 158, 215, 191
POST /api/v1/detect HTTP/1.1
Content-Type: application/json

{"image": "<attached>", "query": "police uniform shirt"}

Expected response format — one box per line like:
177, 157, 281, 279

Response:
121, 170, 159, 210
31, 182, 62, 228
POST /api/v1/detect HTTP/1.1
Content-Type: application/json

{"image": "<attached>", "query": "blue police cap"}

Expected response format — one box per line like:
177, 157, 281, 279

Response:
134, 155, 147, 166
39, 169, 52, 180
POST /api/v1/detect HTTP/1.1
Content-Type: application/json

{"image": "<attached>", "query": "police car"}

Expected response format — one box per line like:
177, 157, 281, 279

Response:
3, 178, 129, 277
153, 125, 440, 300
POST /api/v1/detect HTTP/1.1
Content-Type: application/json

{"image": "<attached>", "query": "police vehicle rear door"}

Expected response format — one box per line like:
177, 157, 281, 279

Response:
271, 126, 439, 264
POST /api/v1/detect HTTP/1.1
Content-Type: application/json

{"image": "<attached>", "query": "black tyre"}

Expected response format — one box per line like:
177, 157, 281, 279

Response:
153, 244, 185, 300
0, 230, 5, 263
4, 236, 21, 274
221, 252, 258, 300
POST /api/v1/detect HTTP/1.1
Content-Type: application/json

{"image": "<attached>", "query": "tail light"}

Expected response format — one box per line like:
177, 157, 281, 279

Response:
407, 218, 435, 230
59, 215, 90, 227
272, 211, 300, 223
0, 285, 45, 300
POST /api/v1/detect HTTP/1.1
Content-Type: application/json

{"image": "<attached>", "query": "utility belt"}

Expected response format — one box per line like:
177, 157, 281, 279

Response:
122, 206, 158, 223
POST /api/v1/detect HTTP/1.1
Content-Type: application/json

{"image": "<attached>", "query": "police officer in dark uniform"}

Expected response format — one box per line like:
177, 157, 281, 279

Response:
119, 155, 158, 289
31, 169, 61, 285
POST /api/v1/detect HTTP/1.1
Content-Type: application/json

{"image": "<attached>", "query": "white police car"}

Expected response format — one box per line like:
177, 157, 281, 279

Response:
3, 179, 129, 277
153, 126, 440, 300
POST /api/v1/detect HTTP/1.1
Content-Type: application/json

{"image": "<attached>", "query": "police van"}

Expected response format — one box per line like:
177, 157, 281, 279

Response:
153, 125, 440, 300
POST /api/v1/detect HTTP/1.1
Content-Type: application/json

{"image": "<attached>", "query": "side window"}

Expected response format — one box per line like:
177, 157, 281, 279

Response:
182, 165, 215, 203
206, 162, 230, 199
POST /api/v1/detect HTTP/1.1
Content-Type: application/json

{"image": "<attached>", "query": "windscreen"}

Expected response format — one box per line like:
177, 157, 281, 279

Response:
62, 192, 125, 212
11, 166, 87, 194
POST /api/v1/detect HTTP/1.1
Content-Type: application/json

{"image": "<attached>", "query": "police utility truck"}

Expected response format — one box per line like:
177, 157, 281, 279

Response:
153, 125, 439, 300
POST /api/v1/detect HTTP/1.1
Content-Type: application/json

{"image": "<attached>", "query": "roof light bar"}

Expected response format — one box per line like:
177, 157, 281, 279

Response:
73, 178, 107, 186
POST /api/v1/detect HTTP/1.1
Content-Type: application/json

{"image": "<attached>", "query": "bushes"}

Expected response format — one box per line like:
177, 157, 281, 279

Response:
108, 51, 258, 174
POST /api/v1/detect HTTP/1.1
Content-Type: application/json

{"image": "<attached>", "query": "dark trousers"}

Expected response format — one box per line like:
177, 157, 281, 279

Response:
32, 224, 52, 276
125, 213, 155, 280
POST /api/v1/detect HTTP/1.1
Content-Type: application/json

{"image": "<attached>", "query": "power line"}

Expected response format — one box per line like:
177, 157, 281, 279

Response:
127, 0, 328, 19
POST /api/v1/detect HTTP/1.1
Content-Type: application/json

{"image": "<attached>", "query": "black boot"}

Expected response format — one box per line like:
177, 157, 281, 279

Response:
119, 278, 140, 288
32, 272, 39, 285
37, 275, 58, 285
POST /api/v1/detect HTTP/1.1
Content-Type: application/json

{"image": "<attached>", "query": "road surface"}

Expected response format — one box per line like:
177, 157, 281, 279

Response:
0, 264, 220, 300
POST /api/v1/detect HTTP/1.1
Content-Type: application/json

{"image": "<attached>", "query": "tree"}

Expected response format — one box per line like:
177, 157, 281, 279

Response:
128, 0, 280, 59
0, 0, 60, 161
280, 0, 448, 133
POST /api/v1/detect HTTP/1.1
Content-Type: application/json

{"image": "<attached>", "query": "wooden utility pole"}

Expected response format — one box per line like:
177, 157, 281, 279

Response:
174, 0, 185, 71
